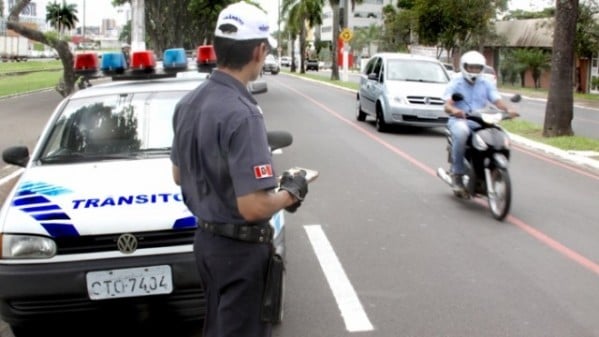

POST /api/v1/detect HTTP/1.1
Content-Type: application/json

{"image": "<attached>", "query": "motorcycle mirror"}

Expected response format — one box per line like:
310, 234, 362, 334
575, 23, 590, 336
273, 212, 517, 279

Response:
510, 94, 522, 103
451, 93, 464, 102
267, 131, 293, 151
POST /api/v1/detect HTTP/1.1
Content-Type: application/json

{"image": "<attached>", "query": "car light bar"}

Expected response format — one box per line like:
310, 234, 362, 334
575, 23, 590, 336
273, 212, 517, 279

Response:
197, 45, 216, 73
74, 52, 99, 76
163, 48, 188, 73
131, 50, 157, 73
100, 52, 127, 75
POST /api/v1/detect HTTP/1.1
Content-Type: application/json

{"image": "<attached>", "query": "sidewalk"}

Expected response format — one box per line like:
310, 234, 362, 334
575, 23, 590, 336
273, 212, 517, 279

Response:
499, 87, 599, 109
497, 87, 599, 171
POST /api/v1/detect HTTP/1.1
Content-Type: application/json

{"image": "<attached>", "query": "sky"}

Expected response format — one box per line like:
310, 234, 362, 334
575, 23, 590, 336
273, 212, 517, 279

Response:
34, 0, 130, 26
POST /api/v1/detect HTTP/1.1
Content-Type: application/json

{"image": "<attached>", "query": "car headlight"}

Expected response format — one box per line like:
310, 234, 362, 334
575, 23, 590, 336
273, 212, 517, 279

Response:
1, 234, 57, 259
472, 133, 488, 151
392, 96, 406, 104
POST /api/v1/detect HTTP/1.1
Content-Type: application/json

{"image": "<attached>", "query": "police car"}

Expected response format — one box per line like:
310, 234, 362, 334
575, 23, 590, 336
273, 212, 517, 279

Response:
0, 47, 284, 336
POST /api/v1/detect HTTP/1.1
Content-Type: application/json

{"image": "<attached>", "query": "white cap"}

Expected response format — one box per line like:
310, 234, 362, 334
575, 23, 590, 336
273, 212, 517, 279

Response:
214, 2, 270, 41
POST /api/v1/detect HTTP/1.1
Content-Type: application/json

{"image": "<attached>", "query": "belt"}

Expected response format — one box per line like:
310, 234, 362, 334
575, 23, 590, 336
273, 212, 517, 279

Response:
199, 222, 273, 244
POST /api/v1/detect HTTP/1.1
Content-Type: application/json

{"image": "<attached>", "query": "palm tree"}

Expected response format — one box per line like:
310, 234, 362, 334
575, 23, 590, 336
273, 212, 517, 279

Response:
282, 0, 324, 74
353, 23, 380, 58
46, 1, 79, 38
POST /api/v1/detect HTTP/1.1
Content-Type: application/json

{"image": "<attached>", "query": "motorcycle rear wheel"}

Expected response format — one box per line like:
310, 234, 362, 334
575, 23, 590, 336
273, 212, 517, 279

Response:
487, 168, 511, 221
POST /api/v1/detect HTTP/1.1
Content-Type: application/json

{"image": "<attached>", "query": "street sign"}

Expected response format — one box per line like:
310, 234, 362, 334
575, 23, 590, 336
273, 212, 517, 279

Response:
340, 27, 353, 43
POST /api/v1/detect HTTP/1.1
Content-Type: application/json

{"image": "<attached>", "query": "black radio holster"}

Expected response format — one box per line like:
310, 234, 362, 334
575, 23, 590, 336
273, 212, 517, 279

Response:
261, 253, 284, 323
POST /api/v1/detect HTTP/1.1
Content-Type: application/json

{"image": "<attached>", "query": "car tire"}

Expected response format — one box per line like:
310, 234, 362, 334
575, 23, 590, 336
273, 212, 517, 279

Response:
356, 97, 366, 122
376, 109, 389, 132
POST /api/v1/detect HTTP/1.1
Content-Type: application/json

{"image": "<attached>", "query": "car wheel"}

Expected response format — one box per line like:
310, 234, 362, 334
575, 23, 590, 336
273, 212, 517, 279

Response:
355, 97, 366, 122
376, 110, 388, 132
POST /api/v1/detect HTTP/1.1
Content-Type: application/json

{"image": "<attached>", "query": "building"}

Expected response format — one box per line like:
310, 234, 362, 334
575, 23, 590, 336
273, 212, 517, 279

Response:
489, 18, 593, 93
318, 0, 393, 43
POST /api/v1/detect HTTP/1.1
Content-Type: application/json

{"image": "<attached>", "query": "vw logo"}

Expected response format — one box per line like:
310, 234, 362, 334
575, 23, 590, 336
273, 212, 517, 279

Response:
117, 233, 138, 254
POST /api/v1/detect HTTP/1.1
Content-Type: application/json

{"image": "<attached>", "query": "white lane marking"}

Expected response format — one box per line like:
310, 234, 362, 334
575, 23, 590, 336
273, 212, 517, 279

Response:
304, 224, 374, 333
0, 167, 23, 186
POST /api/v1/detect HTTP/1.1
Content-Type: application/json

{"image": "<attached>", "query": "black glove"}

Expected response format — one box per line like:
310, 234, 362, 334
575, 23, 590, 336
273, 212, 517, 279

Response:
279, 170, 309, 213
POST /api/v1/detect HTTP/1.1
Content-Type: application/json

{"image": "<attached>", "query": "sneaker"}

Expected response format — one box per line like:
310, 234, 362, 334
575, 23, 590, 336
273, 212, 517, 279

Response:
452, 174, 467, 197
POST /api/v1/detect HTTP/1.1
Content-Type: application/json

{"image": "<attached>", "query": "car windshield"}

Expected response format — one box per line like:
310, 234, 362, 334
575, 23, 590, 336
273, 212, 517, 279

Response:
386, 59, 449, 83
38, 91, 187, 163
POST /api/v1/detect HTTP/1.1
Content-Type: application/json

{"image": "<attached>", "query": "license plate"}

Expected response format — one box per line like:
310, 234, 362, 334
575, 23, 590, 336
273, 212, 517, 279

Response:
417, 110, 440, 119
86, 265, 173, 300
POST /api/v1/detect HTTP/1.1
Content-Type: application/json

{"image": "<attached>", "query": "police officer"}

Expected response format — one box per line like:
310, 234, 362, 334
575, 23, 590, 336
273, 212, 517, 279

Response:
121, 43, 131, 68
170, 2, 309, 337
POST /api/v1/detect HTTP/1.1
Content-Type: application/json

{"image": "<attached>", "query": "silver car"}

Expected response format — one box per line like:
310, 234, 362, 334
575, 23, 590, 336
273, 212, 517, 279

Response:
356, 53, 451, 131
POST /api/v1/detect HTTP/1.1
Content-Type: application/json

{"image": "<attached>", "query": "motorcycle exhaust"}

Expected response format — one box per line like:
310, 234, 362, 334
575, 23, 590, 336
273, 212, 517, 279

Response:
436, 167, 453, 186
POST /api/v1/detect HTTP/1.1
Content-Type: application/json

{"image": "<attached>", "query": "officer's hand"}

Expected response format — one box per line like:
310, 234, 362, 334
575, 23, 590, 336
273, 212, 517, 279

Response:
280, 170, 309, 212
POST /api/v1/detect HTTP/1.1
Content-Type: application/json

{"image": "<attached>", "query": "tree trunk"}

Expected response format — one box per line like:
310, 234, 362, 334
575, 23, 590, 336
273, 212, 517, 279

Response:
544, 0, 578, 137
6, 21, 76, 97
299, 18, 306, 74
330, 3, 340, 81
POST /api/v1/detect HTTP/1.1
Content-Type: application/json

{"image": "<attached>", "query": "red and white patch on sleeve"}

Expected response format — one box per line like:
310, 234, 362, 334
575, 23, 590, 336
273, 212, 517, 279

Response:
254, 164, 273, 179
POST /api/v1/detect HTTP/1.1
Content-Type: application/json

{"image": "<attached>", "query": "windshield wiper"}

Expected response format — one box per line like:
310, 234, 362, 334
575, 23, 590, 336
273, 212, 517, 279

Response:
40, 153, 135, 163
130, 147, 171, 155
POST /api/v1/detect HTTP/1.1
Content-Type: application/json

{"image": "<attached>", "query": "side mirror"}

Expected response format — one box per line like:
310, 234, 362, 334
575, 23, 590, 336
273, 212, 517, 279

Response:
267, 131, 293, 151
249, 79, 268, 94
3, 146, 30, 167
451, 93, 464, 102
367, 73, 378, 81
510, 94, 522, 103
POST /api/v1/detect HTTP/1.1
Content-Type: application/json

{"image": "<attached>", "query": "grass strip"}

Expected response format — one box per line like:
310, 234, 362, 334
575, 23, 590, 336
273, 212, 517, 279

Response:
0, 70, 62, 97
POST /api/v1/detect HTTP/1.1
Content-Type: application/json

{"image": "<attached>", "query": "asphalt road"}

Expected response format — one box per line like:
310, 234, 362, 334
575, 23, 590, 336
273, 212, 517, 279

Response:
1, 74, 599, 336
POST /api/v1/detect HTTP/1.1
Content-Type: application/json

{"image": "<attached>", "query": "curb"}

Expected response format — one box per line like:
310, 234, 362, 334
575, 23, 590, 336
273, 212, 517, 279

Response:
509, 133, 599, 171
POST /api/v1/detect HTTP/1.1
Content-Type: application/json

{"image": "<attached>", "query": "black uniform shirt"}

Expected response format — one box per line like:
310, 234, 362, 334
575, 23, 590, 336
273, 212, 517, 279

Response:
171, 70, 277, 224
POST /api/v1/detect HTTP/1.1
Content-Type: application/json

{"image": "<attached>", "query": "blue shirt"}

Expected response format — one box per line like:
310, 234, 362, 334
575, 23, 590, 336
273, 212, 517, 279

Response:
443, 75, 501, 114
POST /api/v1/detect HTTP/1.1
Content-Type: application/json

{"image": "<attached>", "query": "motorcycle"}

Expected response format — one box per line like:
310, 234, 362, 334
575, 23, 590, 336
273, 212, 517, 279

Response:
436, 93, 521, 221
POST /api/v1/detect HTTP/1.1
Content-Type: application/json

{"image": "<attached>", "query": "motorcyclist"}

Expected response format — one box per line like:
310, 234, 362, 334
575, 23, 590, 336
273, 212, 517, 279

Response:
443, 50, 518, 196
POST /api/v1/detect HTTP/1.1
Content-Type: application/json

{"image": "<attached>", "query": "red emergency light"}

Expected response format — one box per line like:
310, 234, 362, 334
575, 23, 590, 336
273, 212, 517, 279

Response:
196, 45, 216, 73
73, 52, 99, 76
130, 50, 156, 73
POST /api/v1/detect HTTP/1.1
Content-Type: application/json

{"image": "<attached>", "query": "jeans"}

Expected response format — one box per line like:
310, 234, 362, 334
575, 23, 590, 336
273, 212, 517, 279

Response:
448, 117, 481, 175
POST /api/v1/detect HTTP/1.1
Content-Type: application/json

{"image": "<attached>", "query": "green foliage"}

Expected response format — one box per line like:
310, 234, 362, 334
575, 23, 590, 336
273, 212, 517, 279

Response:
575, 3, 599, 58
411, 0, 507, 55
503, 7, 555, 20
508, 48, 551, 88
45, 1, 79, 33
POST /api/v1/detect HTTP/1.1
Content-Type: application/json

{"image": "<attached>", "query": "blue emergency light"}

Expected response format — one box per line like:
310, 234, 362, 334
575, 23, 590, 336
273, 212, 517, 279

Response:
163, 48, 188, 73
100, 52, 127, 75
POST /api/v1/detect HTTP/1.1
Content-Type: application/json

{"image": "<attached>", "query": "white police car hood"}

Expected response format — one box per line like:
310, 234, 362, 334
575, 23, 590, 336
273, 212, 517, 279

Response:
0, 158, 196, 237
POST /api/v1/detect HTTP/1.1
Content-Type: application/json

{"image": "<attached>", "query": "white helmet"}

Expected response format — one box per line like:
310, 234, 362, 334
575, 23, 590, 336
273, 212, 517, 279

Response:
460, 50, 486, 83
